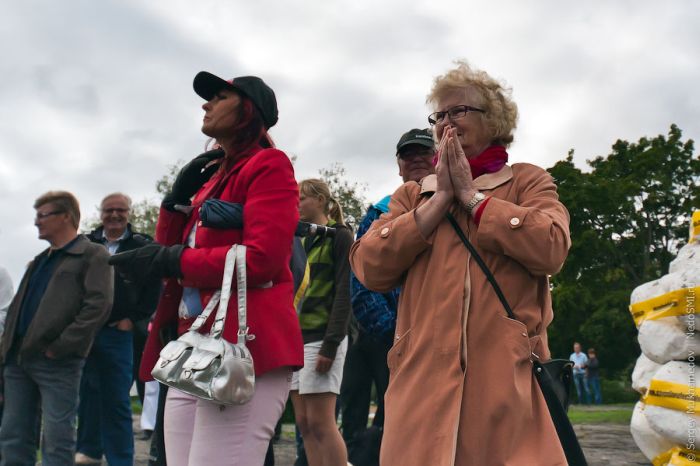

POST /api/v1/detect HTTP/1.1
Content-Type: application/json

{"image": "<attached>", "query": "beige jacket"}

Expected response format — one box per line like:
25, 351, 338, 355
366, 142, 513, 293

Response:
350, 163, 571, 466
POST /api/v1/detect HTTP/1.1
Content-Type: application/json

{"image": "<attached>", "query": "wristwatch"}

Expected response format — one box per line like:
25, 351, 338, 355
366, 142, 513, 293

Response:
464, 191, 486, 215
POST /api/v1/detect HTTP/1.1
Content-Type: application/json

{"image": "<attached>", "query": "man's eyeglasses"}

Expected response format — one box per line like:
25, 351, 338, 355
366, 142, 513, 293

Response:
428, 105, 485, 126
101, 208, 129, 214
397, 149, 434, 161
35, 211, 64, 221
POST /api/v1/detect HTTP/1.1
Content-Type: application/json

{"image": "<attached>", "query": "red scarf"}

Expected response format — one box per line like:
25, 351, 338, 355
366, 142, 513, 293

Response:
433, 145, 509, 178
469, 145, 509, 178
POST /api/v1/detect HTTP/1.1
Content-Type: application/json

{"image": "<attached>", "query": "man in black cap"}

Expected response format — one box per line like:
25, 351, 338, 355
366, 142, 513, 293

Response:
340, 128, 435, 464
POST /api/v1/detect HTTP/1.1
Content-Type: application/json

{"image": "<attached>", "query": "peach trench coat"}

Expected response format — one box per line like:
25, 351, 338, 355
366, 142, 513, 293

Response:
349, 163, 571, 466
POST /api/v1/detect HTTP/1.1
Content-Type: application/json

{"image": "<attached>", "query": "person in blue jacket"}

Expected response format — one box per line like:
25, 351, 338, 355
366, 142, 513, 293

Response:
341, 128, 435, 462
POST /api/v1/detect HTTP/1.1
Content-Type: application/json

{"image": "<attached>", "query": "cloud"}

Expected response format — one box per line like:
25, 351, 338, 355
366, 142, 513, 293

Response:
1, 0, 698, 285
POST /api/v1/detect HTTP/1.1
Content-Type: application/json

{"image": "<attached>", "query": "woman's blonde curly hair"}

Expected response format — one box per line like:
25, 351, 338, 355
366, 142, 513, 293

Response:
427, 60, 519, 147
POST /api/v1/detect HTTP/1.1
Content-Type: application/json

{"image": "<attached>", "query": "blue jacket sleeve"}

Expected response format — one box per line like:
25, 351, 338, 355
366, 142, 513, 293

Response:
350, 206, 398, 340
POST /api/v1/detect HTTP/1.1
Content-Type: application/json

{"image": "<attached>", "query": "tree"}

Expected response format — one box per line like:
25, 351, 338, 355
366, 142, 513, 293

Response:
547, 124, 700, 376
318, 162, 368, 231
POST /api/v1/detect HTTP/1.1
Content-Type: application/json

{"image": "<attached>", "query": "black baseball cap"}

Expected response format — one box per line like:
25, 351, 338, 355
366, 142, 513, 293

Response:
193, 71, 279, 129
396, 128, 435, 153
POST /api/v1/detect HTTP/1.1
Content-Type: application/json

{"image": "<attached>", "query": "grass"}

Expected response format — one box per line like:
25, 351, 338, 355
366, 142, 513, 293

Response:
131, 396, 142, 415
567, 403, 635, 424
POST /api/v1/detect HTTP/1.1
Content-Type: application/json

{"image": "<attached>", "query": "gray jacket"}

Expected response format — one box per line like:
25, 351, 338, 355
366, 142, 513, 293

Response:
0, 235, 113, 362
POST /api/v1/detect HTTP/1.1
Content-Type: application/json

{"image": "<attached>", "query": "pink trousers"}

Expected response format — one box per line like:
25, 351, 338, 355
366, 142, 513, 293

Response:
164, 368, 291, 466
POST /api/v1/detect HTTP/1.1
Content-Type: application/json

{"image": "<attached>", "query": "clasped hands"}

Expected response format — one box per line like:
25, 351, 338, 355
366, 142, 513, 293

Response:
434, 127, 480, 213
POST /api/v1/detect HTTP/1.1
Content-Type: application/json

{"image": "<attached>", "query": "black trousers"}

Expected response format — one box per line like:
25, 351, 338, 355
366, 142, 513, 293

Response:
340, 332, 391, 443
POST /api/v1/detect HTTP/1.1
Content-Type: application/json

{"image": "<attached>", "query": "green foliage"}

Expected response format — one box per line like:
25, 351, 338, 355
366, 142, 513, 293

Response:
128, 199, 159, 238
318, 162, 368, 231
600, 378, 640, 404
547, 125, 700, 377
129, 162, 181, 237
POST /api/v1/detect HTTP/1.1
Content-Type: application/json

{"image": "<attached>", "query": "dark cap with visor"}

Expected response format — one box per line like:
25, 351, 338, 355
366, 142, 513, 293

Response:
193, 71, 279, 129
396, 128, 435, 154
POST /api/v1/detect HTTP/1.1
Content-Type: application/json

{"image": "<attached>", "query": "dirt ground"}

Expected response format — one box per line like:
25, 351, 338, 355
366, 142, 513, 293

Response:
125, 420, 651, 466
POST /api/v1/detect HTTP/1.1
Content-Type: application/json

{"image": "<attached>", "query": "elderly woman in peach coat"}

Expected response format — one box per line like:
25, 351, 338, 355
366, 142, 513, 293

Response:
350, 62, 571, 466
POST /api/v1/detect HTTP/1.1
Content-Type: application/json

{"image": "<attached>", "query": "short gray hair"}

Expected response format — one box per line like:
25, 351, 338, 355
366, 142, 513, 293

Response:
100, 192, 132, 210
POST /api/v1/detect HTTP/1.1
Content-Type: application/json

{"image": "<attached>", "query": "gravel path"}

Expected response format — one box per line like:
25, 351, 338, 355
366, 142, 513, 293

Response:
125, 420, 651, 466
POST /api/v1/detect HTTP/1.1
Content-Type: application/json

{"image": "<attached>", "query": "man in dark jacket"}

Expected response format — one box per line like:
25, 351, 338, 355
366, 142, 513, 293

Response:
0, 190, 113, 466
76, 193, 161, 466
341, 129, 435, 465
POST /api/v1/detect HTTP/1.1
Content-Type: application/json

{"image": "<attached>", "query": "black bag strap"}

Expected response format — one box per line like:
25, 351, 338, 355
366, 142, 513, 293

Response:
445, 212, 515, 320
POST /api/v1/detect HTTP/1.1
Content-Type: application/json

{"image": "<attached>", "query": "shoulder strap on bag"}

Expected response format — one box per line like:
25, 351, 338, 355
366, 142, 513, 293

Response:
445, 212, 515, 320
186, 245, 254, 345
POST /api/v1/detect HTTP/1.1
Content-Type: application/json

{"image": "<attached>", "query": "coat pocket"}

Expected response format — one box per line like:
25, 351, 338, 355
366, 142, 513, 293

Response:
492, 315, 536, 422
387, 329, 412, 374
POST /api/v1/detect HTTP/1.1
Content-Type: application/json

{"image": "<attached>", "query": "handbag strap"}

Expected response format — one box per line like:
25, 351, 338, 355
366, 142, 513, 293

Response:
445, 212, 515, 320
235, 244, 252, 342
187, 244, 253, 345
211, 244, 253, 344
188, 292, 221, 332
210, 245, 239, 338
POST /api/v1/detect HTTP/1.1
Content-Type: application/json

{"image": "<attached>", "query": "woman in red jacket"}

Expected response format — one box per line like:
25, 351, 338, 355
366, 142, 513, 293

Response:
111, 72, 304, 465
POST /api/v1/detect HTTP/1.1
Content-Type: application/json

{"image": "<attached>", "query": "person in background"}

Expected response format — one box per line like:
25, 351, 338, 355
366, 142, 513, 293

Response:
0, 190, 113, 465
0, 266, 13, 429
109, 71, 303, 466
342, 128, 435, 462
570, 342, 590, 404
292, 179, 353, 466
0, 267, 12, 335
76, 192, 161, 465
586, 348, 602, 405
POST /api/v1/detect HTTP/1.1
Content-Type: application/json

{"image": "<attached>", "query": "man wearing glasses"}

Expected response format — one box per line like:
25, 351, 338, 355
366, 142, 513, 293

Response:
75, 193, 161, 465
0, 190, 113, 465
341, 128, 435, 464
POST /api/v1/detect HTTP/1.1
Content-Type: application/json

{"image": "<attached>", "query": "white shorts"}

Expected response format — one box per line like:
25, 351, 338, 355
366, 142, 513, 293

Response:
291, 337, 348, 395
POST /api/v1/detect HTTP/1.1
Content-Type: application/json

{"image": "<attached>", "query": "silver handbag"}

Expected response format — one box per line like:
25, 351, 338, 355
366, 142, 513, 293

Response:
151, 244, 255, 405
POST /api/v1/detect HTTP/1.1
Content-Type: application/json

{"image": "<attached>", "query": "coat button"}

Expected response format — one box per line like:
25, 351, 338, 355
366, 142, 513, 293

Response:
510, 217, 520, 226
380, 227, 390, 237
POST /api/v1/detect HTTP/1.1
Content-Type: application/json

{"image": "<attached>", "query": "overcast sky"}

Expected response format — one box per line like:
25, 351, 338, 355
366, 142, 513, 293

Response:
1, 0, 698, 286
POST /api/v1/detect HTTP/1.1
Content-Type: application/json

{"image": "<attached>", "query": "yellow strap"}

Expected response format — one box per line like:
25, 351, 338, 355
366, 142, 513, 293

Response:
653, 446, 700, 466
293, 263, 310, 310
653, 447, 674, 466
629, 286, 700, 327
691, 210, 700, 243
643, 380, 700, 413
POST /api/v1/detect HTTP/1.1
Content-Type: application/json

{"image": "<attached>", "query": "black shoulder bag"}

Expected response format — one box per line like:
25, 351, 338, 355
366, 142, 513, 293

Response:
446, 213, 587, 466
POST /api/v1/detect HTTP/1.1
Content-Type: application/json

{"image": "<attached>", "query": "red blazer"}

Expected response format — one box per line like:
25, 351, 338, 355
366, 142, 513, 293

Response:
140, 146, 304, 380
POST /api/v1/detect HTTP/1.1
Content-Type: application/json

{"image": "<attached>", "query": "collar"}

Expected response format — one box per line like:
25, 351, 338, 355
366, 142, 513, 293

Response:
47, 235, 88, 256
90, 224, 132, 242
419, 164, 513, 195
101, 227, 128, 243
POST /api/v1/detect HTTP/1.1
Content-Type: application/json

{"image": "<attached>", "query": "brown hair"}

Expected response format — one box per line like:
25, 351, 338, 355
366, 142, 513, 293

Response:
34, 190, 81, 228
299, 178, 345, 225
